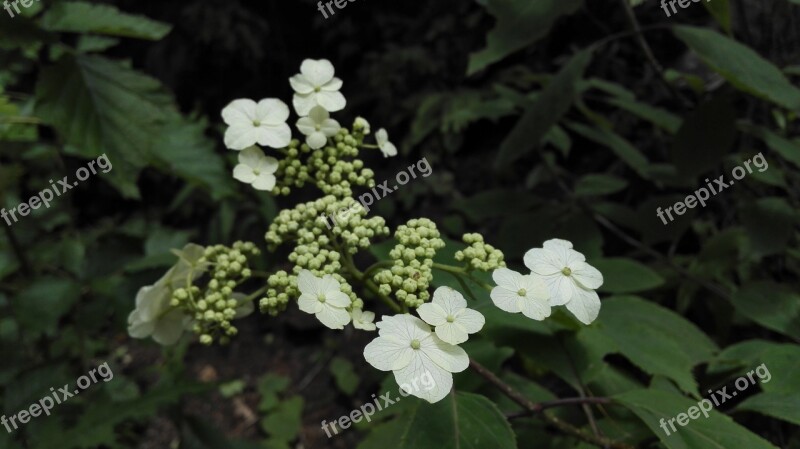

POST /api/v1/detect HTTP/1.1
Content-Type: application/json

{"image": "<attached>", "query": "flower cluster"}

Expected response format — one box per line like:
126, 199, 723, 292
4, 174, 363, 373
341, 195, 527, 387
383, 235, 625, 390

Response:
454, 233, 506, 271
373, 218, 445, 308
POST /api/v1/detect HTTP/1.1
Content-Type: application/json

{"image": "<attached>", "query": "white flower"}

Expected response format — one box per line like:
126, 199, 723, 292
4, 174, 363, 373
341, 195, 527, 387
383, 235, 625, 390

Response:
363, 314, 468, 403
128, 244, 208, 345
221, 98, 292, 150
523, 239, 604, 325
351, 308, 376, 331
233, 146, 279, 191
490, 268, 551, 320
417, 287, 484, 344
289, 59, 346, 116
296, 270, 352, 329
354, 116, 371, 134
296, 106, 341, 150
375, 128, 397, 158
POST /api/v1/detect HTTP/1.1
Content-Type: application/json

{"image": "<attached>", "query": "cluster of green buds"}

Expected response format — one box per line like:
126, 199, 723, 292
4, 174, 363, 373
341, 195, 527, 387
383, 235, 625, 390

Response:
271, 126, 376, 198
454, 233, 506, 271
171, 241, 260, 345
374, 218, 445, 308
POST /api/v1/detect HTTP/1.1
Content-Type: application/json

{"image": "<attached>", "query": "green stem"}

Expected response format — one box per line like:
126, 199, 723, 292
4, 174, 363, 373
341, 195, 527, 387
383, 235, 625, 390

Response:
0, 116, 43, 125
432, 263, 494, 292
363, 260, 393, 280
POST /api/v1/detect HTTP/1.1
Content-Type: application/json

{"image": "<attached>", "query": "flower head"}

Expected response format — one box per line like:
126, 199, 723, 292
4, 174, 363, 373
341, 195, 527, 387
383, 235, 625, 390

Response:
354, 117, 371, 134
128, 244, 207, 345
417, 287, 484, 344
375, 128, 397, 158
233, 146, 279, 191
222, 98, 292, 150
490, 268, 550, 320
351, 308, 376, 331
523, 239, 603, 324
364, 314, 468, 403
296, 106, 341, 150
297, 270, 352, 329
290, 59, 346, 115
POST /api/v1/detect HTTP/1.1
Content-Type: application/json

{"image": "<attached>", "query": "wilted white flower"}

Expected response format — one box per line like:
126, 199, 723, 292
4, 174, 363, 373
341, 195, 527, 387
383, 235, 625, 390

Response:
375, 128, 397, 158
351, 308, 376, 331
128, 244, 207, 345
222, 98, 292, 150
296, 106, 341, 149
363, 314, 468, 403
523, 239, 603, 325
290, 59, 346, 115
297, 270, 352, 329
490, 268, 551, 320
417, 287, 484, 344
232, 146, 279, 191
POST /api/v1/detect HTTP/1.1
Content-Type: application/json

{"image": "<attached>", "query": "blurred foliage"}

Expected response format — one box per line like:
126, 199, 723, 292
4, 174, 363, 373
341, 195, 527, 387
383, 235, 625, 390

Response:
1, 0, 799, 448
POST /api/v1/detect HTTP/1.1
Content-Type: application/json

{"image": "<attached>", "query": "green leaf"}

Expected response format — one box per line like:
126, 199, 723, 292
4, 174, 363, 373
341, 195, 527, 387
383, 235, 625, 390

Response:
574, 174, 628, 197
739, 197, 796, 257
583, 296, 718, 396
258, 373, 291, 412
730, 281, 800, 340
615, 388, 780, 449
260, 396, 304, 443
738, 123, 800, 168
330, 356, 359, 395
41, 2, 172, 40
736, 392, 800, 426
703, 0, 732, 34
219, 380, 246, 398
709, 341, 799, 394
494, 49, 593, 168
468, 0, 583, 74
593, 258, 664, 293
605, 97, 682, 133
13, 279, 81, 337
673, 26, 800, 111
395, 392, 517, 448
566, 122, 651, 179
670, 92, 736, 177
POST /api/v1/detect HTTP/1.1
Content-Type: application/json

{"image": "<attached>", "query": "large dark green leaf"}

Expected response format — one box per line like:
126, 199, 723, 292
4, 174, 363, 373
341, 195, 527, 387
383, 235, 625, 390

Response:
593, 258, 664, 293
468, 0, 583, 74
736, 393, 800, 426
494, 49, 592, 169
41, 2, 171, 40
674, 26, 800, 111
615, 389, 780, 449
730, 281, 800, 340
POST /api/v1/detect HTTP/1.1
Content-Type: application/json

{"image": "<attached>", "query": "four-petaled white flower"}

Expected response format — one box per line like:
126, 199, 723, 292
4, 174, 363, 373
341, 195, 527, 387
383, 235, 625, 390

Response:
296, 106, 341, 150
290, 59, 346, 116
364, 314, 468, 403
523, 239, 604, 324
222, 98, 292, 150
128, 244, 208, 345
490, 268, 551, 320
351, 308, 376, 331
375, 128, 397, 158
417, 287, 484, 345
233, 146, 279, 191
297, 270, 352, 329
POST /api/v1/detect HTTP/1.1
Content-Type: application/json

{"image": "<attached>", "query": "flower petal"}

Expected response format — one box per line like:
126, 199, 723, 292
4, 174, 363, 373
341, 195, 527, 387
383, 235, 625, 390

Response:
520, 274, 550, 301
420, 335, 469, 373
380, 141, 397, 158
490, 286, 522, 313
238, 146, 265, 167
325, 291, 351, 308
292, 93, 318, 116
417, 303, 448, 326
256, 99, 290, 125
298, 293, 323, 314
375, 128, 388, 146
315, 90, 346, 112
233, 164, 256, 183
296, 117, 316, 136
564, 287, 601, 324
127, 310, 155, 338
455, 308, 485, 333
221, 99, 257, 126
315, 304, 351, 329
256, 124, 292, 149
297, 270, 317, 295
364, 335, 413, 371
307, 132, 327, 149
224, 126, 260, 150
432, 287, 467, 315
289, 74, 315, 94
394, 352, 453, 403
320, 119, 341, 137
308, 105, 329, 123
543, 238, 573, 250
570, 261, 603, 290
523, 248, 562, 276
151, 309, 185, 346
518, 296, 551, 321
257, 156, 280, 175
542, 273, 578, 306
300, 59, 335, 86
251, 172, 276, 191
322, 77, 343, 91
434, 322, 468, 345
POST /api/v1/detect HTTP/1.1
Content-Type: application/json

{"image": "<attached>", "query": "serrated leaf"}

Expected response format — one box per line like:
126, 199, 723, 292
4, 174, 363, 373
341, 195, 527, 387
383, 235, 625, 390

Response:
674, 26, 800, 111
41, 2, 171, 40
